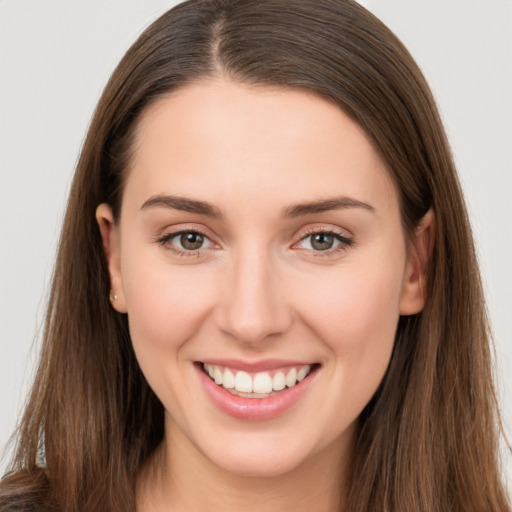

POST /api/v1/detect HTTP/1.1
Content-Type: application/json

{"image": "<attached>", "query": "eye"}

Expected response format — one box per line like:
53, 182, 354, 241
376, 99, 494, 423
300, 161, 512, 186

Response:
295, 230, 353, 254
177, 232, 206, 251
157, 229, 216, 255
304, 233, 337, 251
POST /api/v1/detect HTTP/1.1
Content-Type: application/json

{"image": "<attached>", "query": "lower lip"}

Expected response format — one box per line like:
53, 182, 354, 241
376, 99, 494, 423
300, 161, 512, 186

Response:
196, 364, 318, 421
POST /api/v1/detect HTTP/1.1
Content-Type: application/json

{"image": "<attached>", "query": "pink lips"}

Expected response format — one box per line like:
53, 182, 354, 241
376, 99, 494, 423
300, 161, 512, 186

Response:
196, 360, 318, 421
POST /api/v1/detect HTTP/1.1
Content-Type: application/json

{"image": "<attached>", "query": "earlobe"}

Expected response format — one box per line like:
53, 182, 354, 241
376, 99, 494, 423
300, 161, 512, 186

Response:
399, 208, 435, 316
95, 204, 127, 313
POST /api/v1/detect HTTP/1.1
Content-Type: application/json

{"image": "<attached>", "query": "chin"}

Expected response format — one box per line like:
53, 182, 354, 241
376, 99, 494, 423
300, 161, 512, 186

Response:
210, 449, 308, 478
196, 430, 322, 479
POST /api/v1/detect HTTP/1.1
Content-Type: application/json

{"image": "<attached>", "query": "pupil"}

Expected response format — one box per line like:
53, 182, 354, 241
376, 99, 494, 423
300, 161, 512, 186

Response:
181, 232, 203, 250
311, 233, 334, 251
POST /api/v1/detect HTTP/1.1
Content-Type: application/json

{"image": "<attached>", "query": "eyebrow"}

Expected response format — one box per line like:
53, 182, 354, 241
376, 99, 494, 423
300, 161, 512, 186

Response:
282, 196, 375, 218
141, 194, 223, 218
140, 194, 374, 218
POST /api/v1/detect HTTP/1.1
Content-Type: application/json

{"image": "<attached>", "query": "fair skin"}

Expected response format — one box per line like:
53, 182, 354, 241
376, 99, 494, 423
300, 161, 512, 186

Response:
97, 79, 432, 512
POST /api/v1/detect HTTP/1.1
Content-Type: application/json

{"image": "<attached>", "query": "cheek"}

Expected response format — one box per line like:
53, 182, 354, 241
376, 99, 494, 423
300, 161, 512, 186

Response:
120, 250, 216, 362
300, 261, 403, 341
295, 255, 405, 401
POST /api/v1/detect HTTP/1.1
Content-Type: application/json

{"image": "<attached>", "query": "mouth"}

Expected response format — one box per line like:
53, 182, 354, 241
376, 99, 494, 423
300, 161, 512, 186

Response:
196, 359, 320, 419
200, 362, 319, 398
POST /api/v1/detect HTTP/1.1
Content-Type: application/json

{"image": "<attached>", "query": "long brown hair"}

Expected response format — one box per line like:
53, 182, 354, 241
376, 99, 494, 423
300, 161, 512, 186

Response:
1, 1, 510, 510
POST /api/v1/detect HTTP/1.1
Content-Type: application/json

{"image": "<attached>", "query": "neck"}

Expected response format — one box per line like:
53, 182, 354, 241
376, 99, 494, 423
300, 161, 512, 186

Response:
137, 419, 353, 512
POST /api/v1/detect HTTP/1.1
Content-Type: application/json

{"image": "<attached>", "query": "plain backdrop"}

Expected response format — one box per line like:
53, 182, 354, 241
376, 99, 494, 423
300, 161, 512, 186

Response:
1, 0, 511, 485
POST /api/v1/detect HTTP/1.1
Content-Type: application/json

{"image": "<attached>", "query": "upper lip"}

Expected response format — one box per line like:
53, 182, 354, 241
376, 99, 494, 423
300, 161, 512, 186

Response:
198, 358, 317, 373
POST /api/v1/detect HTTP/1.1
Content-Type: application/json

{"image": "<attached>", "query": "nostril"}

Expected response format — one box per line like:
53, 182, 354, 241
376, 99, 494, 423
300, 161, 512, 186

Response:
215, 304, 294, 345
213, 262, 293, 344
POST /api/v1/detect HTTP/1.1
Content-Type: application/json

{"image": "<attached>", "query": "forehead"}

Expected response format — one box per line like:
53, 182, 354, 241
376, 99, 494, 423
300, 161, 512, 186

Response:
123, 79, 398, 218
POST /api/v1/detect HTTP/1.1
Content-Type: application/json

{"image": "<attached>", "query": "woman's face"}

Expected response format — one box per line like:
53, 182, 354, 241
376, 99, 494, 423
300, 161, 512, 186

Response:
98, 79, 427, 477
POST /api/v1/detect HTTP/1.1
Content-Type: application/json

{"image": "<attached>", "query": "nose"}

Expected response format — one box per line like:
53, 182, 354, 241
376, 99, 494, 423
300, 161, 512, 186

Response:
215, 245, 293, 345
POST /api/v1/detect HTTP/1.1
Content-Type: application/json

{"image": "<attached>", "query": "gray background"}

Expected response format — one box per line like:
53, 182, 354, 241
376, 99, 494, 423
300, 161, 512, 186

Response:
1, 0, 511, 485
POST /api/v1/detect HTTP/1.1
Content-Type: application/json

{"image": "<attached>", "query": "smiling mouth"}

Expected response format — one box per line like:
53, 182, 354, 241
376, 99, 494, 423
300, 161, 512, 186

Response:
200, 362, 320, 398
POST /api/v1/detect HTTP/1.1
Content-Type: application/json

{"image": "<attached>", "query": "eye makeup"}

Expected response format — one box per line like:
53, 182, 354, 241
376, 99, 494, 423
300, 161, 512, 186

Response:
155, 224, 354, 260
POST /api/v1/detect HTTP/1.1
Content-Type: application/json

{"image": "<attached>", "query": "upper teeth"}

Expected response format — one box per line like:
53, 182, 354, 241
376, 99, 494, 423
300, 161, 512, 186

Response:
203, 363, 312, 394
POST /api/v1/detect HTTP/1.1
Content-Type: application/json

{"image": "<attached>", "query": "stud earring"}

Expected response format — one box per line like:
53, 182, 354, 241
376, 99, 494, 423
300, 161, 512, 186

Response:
110, 293, 118, 303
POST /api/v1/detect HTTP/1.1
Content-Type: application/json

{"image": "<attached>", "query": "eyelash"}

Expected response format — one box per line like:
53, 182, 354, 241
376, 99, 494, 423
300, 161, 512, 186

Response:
295, 228, 354, 257
156, 229, 214, 258
156, 228, 354, 258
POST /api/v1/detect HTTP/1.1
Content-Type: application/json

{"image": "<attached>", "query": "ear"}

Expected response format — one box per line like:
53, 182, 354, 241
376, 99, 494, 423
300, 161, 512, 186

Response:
96, 203, 127, 313
399, 209, 435, 316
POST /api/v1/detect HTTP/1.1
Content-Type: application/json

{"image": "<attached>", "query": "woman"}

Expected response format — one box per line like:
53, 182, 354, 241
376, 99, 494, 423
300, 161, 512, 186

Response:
1, 0, 510, 510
